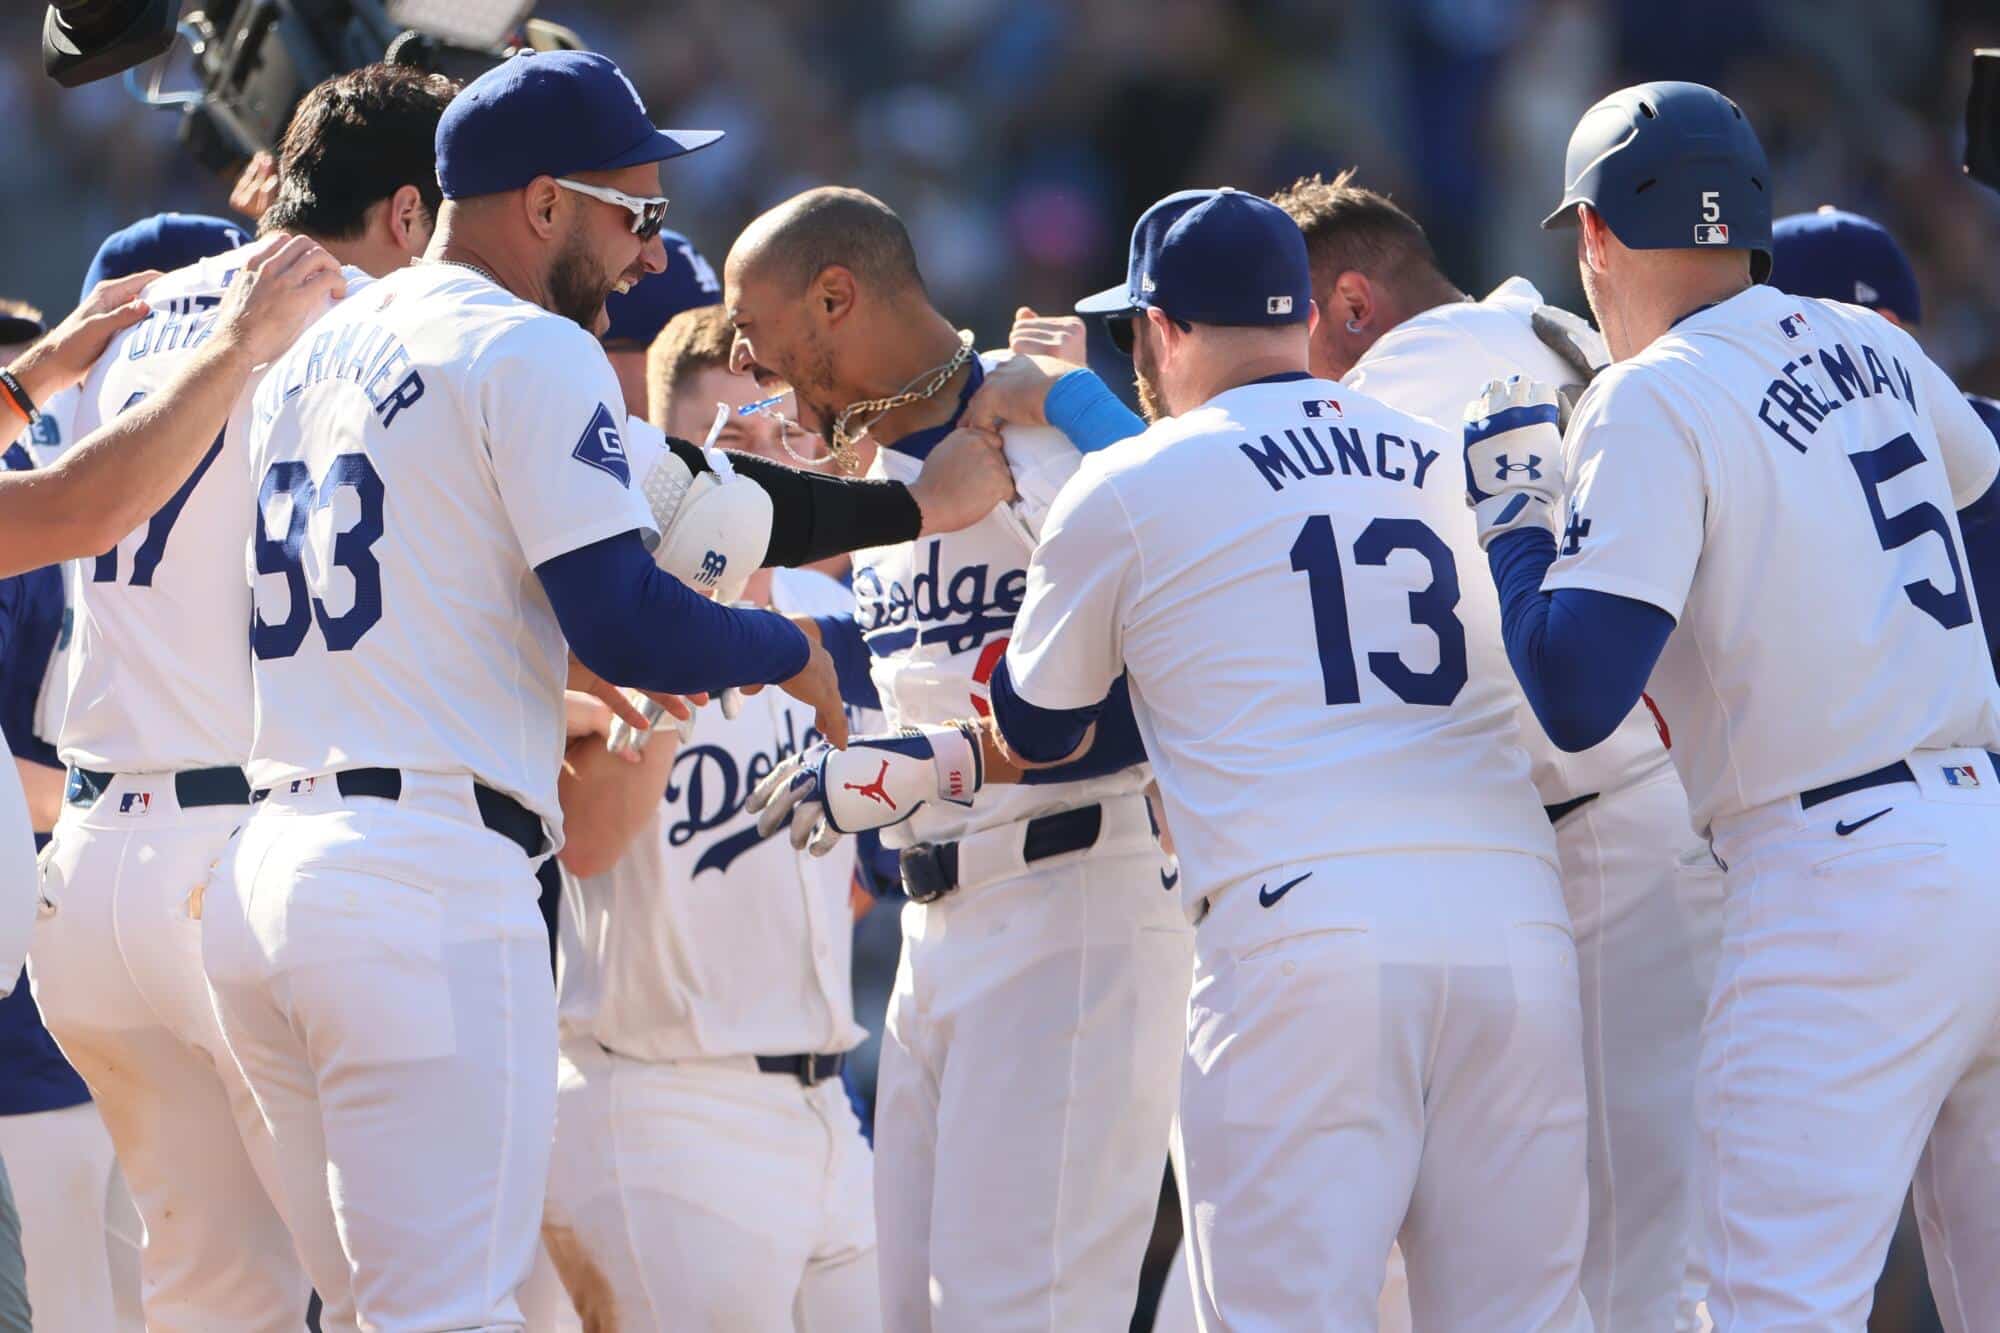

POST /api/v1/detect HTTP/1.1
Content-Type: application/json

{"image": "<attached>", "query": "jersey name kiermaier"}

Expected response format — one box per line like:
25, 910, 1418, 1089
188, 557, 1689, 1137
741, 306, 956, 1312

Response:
1005, 373, 1554, 900
1546, 286, 2000, 828
560, 568, 867, 1062
61, 240, 291, 770
243, 264, 655, 830
1345, 277, 1673, 807
849, 354, 1147, 846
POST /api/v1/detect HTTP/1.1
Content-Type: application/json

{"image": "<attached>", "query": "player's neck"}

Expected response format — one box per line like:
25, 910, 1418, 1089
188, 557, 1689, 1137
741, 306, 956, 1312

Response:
854, 311, 973, 447
1602, 267, 1752, 361
425, 229, 548, 311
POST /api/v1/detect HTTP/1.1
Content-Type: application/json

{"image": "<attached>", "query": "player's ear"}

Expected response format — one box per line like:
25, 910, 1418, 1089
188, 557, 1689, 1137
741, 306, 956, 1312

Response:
1332, 270, 1372, 331
814, 265, 858, 325
1577, 205, 1612, 275
386, 184, 430, 256
523, 177, 564, 241
1306, 298, 1321, 336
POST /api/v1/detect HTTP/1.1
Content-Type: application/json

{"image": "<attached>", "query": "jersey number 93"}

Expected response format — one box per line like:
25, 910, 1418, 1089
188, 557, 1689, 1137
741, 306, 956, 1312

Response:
251, 454, 386, 659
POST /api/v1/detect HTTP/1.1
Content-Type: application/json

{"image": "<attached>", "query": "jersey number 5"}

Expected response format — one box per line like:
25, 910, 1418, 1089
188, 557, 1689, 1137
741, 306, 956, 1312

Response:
1848, 432, 1972, 631
1290, 515, 1468, 706
252, 453, 386, 659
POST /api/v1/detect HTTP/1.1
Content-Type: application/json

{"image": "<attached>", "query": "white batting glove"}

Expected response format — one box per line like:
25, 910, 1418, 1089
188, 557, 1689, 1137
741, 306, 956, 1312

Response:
1463, 376, 1564, 549
746, 724, 984, 856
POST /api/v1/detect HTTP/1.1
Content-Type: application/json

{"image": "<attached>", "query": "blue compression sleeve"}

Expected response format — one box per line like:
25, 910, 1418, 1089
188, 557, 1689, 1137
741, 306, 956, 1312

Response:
1958, 475, 2000, 676
812, 613, 882, 710
536, 530, 809, 695
1046, 370, 1145, 453
989, 659, 1147, 782
1487, 526, 1676, 752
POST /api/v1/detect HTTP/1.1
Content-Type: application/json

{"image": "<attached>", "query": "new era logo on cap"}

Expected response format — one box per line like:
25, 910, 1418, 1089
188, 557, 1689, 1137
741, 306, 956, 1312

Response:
1695, 223, 1730, 245
1779, 311, 1811, 340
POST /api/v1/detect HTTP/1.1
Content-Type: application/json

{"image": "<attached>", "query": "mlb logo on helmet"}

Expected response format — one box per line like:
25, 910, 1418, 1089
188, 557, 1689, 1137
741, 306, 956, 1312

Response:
1942, 764, 1981, 788
118, 792, 151, 815
1695, 223, 1730, 245
1779, 311, 1811, 340
1301, 399, 1343, 419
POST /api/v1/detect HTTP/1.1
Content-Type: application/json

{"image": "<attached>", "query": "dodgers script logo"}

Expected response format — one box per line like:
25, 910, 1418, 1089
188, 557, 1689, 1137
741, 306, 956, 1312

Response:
853, 539, 1025, 659
572, 402, 630, 487
668, 707, 844, 875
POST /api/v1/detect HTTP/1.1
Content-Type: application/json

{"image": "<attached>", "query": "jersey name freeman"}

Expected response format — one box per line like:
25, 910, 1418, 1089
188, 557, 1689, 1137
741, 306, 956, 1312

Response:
1758, 336, 1917, 452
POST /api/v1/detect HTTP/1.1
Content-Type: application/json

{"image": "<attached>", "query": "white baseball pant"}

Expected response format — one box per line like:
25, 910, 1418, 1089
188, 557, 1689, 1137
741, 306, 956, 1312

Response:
1697, 747, 2000, 1331
202, 775, 556, 1333
29, 780, 308, 1332
544, 1037, 878, 1331
874, 797, 1192, 1332
0, 1101, 140, 1331
1179, 848, 1592, 1333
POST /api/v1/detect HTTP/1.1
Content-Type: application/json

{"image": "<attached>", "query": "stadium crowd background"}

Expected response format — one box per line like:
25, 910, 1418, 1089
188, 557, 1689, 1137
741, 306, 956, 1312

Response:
3, 2, 1998, 1329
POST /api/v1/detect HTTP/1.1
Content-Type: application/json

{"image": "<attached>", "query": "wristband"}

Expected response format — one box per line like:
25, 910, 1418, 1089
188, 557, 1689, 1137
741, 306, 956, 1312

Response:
0, 368, 39, 428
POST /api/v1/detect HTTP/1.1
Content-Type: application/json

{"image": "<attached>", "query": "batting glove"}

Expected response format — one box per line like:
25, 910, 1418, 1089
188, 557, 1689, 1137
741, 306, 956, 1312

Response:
1463, 376, 1564, 549
747, 724, 984, 856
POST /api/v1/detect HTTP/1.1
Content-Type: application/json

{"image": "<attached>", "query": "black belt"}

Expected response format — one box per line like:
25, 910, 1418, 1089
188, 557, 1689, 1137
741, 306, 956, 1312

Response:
1798, 752, 2000, 811
755, 1052, 846, 1086
1544, 791, 1600, 824
251, 767, 546, 859
899, 803, 1105, 904
65, 765, 251, 809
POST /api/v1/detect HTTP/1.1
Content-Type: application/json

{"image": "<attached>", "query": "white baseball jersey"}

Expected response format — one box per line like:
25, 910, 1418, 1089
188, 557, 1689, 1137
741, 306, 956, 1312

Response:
1547, 286, 2000, 828
559, 567, 867, 1062
850, 354, 1147, 847
60, 240, 312, 771
1005, 372, 1552, 901
1345, 277, 1673, 807
243, 263, 656, 830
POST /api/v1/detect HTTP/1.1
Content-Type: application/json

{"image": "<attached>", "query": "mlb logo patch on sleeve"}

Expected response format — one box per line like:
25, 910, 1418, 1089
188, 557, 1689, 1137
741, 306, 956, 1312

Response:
118, 792, 151, 815
1942, 764, 1981, 788
1301, 399, 1343, 419
573, 403, 631, 487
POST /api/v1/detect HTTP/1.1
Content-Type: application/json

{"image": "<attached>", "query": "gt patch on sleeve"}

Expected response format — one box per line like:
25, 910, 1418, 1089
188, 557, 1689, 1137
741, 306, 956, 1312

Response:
571, 402, 631, 487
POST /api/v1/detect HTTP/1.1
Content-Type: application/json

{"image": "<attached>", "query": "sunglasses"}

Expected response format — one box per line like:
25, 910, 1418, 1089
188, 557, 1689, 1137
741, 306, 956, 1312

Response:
1103, 310, 1190, 357
555, 178, 670, 240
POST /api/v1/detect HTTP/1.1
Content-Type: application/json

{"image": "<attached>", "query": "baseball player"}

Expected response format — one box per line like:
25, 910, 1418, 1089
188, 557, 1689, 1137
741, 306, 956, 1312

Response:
541, 304, 879, 1331
753, 188, 1594, 1332
1262, 169, 1720, 1331
728, 185, 1193, 1333
600, 228, 721, 412
1478, 81, 2000, 1329
199, 51, 844, 1332
30, 67, 452, 1333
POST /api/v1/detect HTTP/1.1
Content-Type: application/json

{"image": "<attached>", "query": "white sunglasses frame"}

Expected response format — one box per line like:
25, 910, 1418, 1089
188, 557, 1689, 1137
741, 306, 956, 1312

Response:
554, 178, 670, 238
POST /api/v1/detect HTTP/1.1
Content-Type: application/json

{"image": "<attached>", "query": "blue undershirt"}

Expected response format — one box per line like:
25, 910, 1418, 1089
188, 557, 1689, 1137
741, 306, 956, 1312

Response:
535, 531, 810, 695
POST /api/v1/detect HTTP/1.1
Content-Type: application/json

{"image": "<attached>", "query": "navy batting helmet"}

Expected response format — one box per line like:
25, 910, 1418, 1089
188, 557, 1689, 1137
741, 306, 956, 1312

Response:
1543, 81, 1773, 281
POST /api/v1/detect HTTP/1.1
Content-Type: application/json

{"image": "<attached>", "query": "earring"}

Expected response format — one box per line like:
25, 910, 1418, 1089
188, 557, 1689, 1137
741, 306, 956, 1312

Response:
1345, 319, 1363, 334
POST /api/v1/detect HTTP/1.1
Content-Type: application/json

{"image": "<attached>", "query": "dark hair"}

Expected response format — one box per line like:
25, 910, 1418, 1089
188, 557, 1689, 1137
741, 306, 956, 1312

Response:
1270, 168, 1442, 290
747, 186, 928, 297
262, 64, 459, 240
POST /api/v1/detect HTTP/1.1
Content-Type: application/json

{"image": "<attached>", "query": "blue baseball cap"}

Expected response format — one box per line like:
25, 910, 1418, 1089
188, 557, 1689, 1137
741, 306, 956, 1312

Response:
1769, 207, 1922, 325
1076, 188, 1311, 328
601, 228, 721, 346
81, 212, 248, 300
435, 50, 723, 200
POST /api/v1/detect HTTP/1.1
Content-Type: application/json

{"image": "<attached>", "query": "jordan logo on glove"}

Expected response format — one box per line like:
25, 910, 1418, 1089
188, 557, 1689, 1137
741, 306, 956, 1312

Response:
843, 760, 897, 810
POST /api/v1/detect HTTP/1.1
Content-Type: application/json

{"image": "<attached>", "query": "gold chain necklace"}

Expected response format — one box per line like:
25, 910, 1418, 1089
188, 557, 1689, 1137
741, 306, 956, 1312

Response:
825, 330, 975, 474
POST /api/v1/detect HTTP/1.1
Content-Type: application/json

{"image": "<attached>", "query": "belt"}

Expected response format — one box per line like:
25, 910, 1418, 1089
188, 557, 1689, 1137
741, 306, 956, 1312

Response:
65, 765, 251, 809
755, 1052, 846, 1086
1798, 751, 2000, 810
251, 767, 545, 859
899, 803, 1105, 904
1544, 791, 1600, 823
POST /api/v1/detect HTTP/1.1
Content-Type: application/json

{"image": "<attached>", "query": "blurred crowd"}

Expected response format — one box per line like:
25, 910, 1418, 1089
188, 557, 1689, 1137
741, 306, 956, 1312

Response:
1, 3, 1993, 1329
6, 0, 2000, 401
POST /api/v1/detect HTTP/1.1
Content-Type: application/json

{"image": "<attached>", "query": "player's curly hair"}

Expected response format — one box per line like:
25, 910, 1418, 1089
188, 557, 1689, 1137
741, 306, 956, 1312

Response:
645, 304, 735, 428
262, 64, 459, 241
1270, 168, 1442, 288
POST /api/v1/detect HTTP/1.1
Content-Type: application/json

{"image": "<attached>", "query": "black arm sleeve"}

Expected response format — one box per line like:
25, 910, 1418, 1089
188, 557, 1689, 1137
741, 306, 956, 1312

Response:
664, 436, 924, 568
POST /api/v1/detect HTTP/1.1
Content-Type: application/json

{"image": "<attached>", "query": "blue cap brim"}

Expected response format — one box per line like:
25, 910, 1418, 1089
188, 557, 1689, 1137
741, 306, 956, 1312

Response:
600, 127, 726, 172
1075, 282, 1140, 317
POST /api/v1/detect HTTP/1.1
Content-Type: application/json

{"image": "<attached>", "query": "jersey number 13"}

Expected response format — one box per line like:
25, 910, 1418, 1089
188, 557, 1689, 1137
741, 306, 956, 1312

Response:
1290, 515, 1468, 707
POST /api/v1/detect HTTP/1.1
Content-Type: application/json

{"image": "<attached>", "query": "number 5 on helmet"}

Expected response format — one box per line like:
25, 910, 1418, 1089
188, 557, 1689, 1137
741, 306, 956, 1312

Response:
1462, 375, 1566, 549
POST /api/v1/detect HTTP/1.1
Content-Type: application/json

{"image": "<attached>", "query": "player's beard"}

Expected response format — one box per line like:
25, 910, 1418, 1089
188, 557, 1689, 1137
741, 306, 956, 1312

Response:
548, 228, 618, 332
786, 329, 845, 440
1132, 331, 1166, 423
